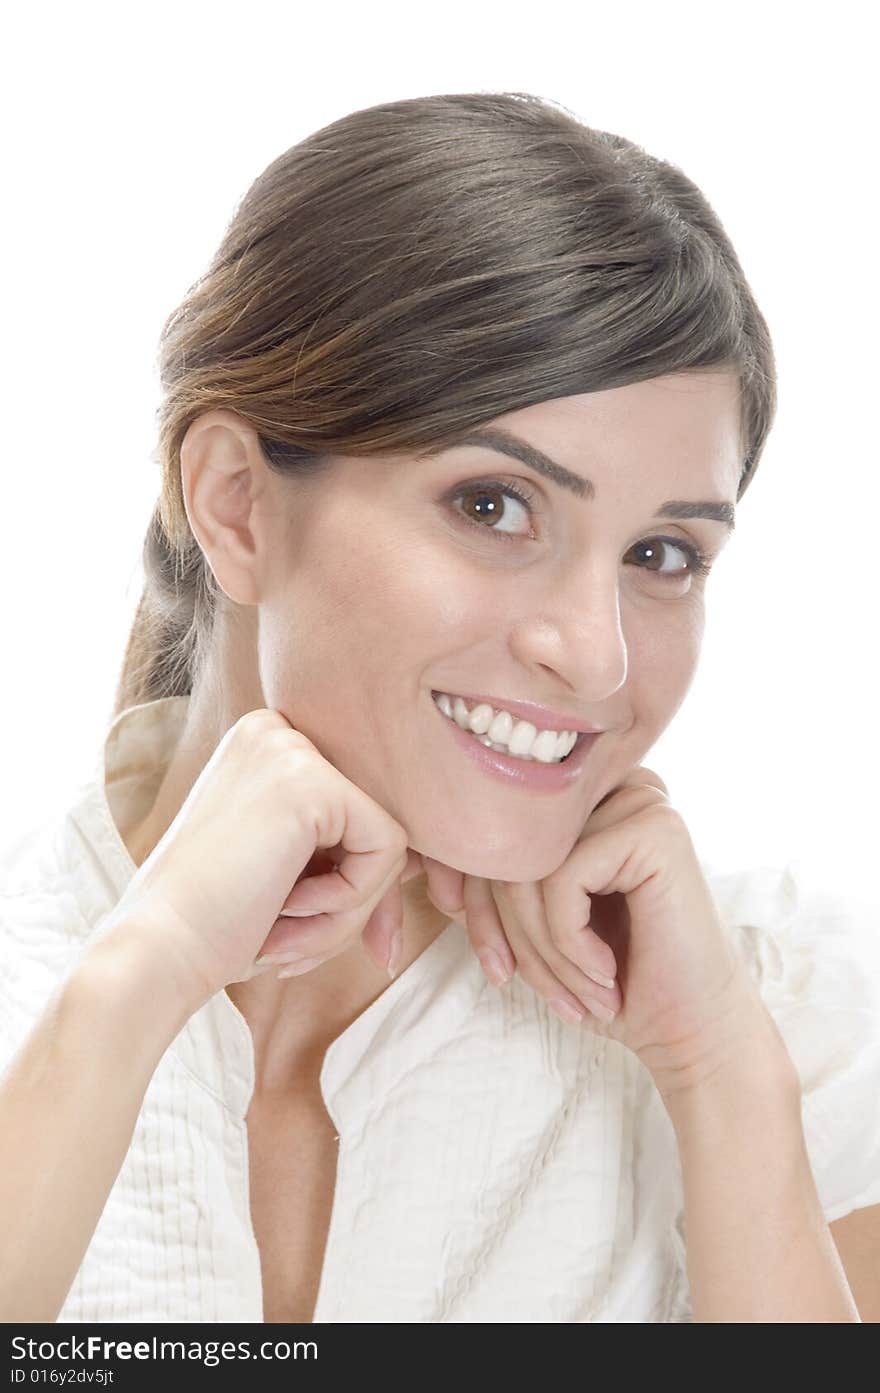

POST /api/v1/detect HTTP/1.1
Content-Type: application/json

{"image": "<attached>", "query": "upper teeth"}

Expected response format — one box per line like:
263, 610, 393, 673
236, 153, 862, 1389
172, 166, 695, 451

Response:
432, 691, 579, 763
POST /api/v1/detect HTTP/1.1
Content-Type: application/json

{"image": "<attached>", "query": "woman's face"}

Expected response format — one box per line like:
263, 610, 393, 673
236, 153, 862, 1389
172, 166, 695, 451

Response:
218, 371, 742, 883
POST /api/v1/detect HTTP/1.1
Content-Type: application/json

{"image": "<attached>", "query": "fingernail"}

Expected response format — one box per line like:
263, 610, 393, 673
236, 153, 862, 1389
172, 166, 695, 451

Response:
585, 968, 616, 991
549, 998, 585, 1025
386, 929, 403, 980
276, 955, 328, 978
477, 950, 512, 987
249, 960, 277, 977
254, 950, 310, 965
582, 994, 616, 1024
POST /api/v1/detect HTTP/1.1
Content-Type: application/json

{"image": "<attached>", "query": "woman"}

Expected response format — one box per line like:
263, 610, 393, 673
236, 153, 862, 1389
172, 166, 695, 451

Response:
1, 91, 878, 1324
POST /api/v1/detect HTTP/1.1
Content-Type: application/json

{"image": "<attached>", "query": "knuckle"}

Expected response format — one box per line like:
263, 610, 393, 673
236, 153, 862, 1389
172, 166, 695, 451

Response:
643, 800, 686, 835
282, 741, 320, 783
236, 710, 315, 766
549, 921, 580, 957
630, 764, 669, 791
277, 719, 320, 753
621, 784, 662, 808
388, 825, 410, 858
238, 707, 288, 738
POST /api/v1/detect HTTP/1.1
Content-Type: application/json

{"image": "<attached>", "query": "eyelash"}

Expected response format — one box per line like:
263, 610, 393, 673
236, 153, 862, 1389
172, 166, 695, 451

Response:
449, 476, 713, 580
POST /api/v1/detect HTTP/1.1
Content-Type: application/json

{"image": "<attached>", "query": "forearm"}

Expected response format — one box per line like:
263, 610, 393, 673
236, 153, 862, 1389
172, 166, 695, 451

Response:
0, 925, 197, 1322
663, 1019, 861, 1323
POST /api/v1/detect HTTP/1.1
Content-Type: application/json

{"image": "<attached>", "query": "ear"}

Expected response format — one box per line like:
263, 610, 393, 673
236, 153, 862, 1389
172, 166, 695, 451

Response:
179, 408, 270, 607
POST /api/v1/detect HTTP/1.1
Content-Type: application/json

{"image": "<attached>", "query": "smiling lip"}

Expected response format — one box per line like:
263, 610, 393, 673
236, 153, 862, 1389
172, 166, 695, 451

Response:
431, 690, 604, 735
431, 695, 600, 791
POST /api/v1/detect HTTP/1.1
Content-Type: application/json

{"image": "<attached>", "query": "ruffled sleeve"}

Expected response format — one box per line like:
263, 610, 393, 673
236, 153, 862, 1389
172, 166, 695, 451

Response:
706, 860, 880, 1224
0, 814, 95, 1080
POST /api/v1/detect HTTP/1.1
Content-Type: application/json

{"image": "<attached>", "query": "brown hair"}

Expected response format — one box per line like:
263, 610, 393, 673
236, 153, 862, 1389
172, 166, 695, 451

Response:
112, 90, 776, 719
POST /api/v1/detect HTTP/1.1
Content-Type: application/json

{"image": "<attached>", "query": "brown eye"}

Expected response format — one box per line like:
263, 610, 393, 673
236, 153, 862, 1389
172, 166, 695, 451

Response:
450, 478, 539, 540
627, 537, 711, 581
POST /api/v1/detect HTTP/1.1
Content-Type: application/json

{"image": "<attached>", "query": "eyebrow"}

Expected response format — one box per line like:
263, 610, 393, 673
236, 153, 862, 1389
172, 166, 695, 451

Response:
417, 426, 736, 532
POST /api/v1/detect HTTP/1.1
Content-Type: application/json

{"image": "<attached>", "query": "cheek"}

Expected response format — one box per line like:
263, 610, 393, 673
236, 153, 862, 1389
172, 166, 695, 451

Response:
627, 610, 704, 734
396, 532, 499, 632
259, 526, 460, 716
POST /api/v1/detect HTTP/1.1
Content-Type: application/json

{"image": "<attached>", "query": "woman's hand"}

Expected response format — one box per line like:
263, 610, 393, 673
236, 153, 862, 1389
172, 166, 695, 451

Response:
419, 767, 771, 1097
96, 708, 413, 1010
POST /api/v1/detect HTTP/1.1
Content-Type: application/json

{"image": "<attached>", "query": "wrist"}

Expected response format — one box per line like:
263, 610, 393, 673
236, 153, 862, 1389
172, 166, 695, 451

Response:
73, 919, 205, 1059
648, 997, 801, 1133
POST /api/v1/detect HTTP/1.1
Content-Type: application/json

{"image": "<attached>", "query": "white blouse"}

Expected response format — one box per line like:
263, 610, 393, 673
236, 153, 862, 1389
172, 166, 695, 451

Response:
1, 695, 878, 1323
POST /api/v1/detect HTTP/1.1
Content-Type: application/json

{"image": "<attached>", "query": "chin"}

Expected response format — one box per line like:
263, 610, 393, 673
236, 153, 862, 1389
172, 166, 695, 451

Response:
423, 843, 575, 886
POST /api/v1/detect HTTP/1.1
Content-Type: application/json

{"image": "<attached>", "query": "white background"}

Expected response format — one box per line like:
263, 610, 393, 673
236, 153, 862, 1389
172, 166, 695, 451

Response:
2, 0, 877, 904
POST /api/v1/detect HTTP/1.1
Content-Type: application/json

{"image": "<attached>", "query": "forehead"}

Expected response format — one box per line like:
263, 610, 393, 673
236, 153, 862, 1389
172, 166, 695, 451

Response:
488, 372, 743, 496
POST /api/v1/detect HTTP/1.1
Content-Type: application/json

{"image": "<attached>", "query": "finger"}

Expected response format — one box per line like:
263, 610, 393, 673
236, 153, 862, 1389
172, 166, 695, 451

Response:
264, 846, 408, 960
503, 906, 620, 1027
461, 874, 516, 985
279, 845, 405, 918
581, 780, 669, 835
635, 767, 670, 796
615, 764, 669, 795
277, 779, 409, 921
359, 874, 404, 972
538, 871, 618, 988
495, 879, 621, 1020
421, 856, 466, 916
398, 847, 425, 886
231, 957, 281, 983
592, 764, 669, 809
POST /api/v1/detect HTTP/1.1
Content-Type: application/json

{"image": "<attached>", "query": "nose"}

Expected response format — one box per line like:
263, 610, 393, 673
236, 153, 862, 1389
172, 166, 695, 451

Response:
509, 563, 628, 701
